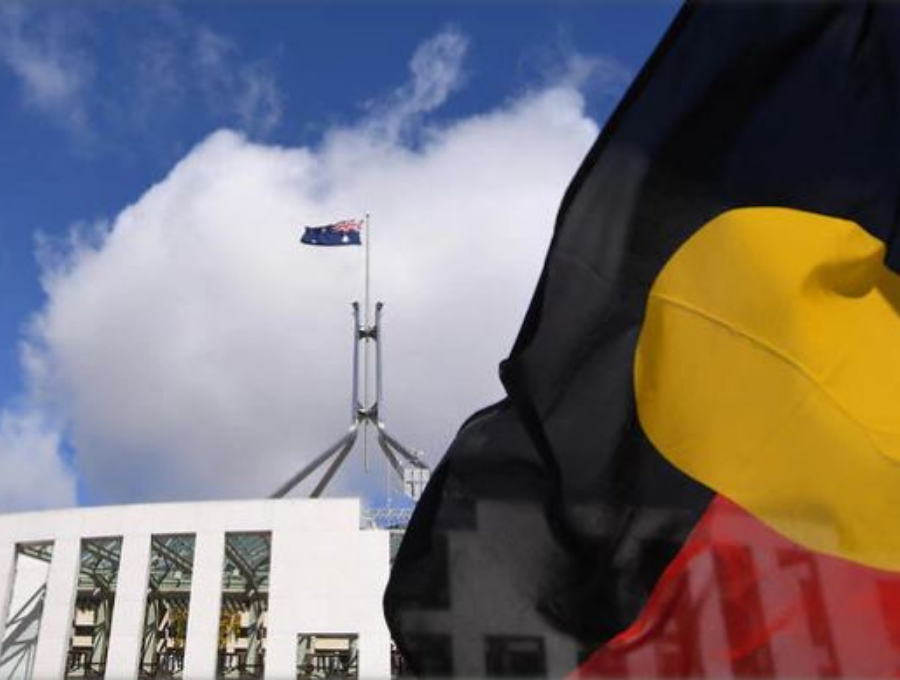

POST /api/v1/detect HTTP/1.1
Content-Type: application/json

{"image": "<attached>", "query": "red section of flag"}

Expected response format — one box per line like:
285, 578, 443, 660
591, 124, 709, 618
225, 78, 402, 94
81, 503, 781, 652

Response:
575, 495, 900, 677
332, 219, 363, 233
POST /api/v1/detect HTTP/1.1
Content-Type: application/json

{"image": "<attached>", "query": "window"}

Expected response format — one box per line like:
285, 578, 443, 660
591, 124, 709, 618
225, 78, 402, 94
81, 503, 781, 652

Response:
217, 533, 271, 679
65, 537, 123, 679
296, 634, 358, 679
0, 542, 53, 680
139, 535, 195, 679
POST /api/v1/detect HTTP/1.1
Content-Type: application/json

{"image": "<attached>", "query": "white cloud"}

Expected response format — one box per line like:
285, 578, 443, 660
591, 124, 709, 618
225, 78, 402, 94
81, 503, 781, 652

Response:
517, 28, 631, 106
0, 5, 285, 145
0, 5, 92, 135
233, 62, 284, 137
193, 26, 284, 137
194, 26, 234, 74
7, 29, 600, 507
132, 35, 184, 115
557, 52, 630, 94
404, 28, 468, 114
367, 28, 469, 142
0, 410, 76, 512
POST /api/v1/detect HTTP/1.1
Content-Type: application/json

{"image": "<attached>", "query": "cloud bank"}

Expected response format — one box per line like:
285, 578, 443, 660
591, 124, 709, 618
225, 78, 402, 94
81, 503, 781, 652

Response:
1, 29, 605, 509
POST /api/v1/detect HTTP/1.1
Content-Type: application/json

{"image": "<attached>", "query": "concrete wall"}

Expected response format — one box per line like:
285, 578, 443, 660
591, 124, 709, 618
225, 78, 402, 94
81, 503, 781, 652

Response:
0, 499, 390, 680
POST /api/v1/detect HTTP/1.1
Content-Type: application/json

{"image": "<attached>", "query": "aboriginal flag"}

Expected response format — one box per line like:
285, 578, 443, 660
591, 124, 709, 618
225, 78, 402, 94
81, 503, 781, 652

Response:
384, 2, 900, 678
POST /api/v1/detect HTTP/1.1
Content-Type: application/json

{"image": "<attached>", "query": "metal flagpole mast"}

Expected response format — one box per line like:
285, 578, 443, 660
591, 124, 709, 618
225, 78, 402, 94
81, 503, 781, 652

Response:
365, 213, 371, 327
271, 213, 431, 502
363, 213, 371, 471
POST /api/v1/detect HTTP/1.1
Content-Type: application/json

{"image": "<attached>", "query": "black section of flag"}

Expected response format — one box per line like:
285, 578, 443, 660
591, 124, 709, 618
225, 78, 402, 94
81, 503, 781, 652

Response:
385, 2, 900, 677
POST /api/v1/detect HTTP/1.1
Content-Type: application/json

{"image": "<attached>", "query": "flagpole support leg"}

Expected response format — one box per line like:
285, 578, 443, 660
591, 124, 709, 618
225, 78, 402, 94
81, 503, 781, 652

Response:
311, 425, 361, 497
270, 425, 359, 499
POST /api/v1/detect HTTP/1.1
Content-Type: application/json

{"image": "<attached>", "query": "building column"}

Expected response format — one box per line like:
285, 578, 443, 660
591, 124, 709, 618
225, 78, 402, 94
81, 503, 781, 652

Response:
264, 528, 294, 680
105, 532, 151, 680
183, 531, 224, 680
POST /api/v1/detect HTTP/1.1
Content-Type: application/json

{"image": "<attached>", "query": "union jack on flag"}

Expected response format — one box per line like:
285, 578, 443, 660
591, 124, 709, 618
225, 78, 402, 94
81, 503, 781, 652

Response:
300, 218, 363, 246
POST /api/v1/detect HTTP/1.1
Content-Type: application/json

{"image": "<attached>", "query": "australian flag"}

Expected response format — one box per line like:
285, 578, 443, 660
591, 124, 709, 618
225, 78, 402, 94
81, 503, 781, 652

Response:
300, 219, 363, 246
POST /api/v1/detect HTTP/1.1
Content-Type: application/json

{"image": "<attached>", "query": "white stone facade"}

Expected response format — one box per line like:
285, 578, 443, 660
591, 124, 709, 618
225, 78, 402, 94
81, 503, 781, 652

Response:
0, 499, 391, 679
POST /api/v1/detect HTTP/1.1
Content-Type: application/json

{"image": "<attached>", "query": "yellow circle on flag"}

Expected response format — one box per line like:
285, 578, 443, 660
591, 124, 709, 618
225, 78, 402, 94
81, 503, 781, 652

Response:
635, 207, 900, 570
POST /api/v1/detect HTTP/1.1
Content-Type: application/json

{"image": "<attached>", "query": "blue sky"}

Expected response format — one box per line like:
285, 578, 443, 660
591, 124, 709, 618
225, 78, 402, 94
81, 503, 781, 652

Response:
0, 1, 679, 510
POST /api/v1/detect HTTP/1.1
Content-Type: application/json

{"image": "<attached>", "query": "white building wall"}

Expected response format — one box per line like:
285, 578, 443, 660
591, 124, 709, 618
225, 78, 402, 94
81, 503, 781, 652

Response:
0, 499, 391, 680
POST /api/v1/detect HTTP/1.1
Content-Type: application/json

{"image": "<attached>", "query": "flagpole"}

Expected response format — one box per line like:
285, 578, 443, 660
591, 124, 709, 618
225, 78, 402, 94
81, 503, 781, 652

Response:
275, 212, 430, 502
363, 212, 371, 472
365, 213, 371, 329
